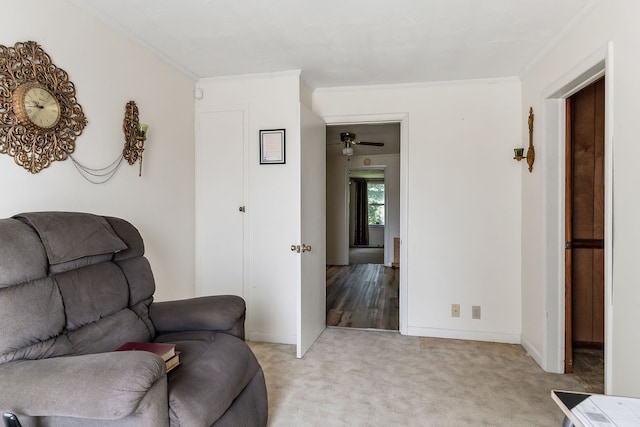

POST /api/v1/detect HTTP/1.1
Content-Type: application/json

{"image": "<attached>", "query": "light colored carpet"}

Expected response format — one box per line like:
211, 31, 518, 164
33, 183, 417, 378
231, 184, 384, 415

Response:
248, 328, 588, 426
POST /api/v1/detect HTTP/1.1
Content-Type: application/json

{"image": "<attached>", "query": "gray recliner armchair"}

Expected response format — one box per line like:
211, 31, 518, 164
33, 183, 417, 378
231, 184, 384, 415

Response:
0, 212, 268, 426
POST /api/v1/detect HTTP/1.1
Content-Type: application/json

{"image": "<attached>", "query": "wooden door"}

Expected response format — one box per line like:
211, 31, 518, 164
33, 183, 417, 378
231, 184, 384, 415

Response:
565, 77, 605, 372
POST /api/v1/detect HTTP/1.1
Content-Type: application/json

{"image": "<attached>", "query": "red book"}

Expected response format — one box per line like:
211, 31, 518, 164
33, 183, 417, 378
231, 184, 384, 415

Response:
116, 342, 176, 361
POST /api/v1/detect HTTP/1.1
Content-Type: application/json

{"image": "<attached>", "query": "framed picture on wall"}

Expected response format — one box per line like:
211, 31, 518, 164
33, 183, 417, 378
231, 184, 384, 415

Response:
259, 129, 286, 164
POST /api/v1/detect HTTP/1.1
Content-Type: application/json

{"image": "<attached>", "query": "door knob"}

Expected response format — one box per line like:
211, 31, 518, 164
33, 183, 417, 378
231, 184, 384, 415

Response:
302, 244, 312, 253
291, 245, 300, 253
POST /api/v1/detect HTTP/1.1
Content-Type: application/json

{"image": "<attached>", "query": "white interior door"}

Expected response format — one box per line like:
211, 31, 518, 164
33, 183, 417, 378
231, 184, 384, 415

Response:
196, 108, 247, 297
297, 103, 326, 358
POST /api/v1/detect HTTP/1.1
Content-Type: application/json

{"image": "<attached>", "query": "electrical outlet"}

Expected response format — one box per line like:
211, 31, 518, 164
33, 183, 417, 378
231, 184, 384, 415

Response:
472, 305, 481, 320
451, 304, 460, 317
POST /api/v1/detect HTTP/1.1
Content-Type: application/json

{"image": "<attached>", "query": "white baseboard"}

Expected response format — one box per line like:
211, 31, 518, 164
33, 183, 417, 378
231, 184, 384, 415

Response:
406, 326, 521, 344
248, 331, 296, 345
520, 335, 549, 372
521, 336, 566, 374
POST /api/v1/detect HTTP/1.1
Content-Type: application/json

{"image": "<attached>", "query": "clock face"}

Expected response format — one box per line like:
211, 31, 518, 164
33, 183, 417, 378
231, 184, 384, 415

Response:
0, 41, 88, 174
13, 83, 61, 130
22, 85, 61, 129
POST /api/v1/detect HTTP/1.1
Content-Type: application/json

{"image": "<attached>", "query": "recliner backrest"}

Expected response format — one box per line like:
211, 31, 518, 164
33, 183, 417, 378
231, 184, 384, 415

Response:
0, 212, 156, 364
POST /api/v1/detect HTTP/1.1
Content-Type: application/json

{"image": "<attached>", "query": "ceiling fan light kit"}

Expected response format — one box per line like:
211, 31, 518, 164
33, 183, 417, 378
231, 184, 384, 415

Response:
338, 132, 384, 157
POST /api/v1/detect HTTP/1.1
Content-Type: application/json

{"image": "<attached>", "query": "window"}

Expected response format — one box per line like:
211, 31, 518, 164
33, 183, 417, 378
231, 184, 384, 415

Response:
367, 182, 385, 225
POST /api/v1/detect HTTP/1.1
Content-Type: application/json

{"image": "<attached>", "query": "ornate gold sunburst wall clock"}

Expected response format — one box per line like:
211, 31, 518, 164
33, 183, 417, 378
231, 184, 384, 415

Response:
0, 41, 87, 173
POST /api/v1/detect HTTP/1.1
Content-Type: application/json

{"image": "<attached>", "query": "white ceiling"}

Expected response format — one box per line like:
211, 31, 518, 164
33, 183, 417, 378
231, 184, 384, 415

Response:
72, 0, 595, 88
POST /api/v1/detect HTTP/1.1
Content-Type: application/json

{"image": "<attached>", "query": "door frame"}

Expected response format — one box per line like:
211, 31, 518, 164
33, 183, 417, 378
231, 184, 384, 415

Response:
324, 113, 409, 334
344, 165, 388, 265
539, 43, 612, 391
564, 77, 606, 374
564, 98, 573, 374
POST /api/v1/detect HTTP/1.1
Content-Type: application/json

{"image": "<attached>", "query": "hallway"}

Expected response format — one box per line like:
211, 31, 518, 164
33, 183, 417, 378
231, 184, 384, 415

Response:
326, 263, 399, 330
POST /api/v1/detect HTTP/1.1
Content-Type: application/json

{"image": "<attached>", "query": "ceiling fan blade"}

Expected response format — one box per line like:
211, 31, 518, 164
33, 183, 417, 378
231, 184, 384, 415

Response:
356, 141, 384, 147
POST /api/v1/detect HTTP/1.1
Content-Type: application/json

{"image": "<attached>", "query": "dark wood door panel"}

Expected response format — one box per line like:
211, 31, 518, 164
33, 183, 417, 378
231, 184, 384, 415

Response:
571, 84, 596, 240
568, 77, 605, 349
592, 249, 605, 344
572, 248, 604, 346
572, 249, 594, 344
570, 239, 604, 249
570, 78, 605, 241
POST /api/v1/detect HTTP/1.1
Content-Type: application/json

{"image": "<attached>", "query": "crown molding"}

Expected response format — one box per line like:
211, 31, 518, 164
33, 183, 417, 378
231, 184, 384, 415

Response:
69, 0, 200, 82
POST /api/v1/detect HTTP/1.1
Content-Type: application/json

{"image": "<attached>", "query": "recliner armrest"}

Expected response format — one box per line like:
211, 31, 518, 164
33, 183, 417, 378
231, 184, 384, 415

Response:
149, 295, 246, 340
0, 351, 166, 419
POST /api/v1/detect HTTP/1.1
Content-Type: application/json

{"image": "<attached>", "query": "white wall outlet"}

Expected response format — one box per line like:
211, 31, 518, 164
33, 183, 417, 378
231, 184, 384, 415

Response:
451, 304, 460, 317
472, 305, 481, 319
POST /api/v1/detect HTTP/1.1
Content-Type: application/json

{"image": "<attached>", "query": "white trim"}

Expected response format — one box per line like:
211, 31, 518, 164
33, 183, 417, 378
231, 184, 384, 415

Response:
542, 97, 567, 374
399, 117, 409, 335
199, 70, 302, 84
520, 0, 601, 79
69, 0, 199, 82
544, 45, 609, 99
248, 332, 296, 345
324, 114, 407, 126
315, 77, 521, 94
603, 41, 614, 395
324, 113, 410, 335
521, 336, 545, 370
538, 44, 611, 381
407, 326, 521, 345
342, 166, 351, 265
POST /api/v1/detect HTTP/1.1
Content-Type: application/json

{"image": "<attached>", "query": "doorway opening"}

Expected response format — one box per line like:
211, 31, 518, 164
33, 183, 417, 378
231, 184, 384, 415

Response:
349, 168, 385, 264
325, 122, 401, 331
564, 77, 605, 392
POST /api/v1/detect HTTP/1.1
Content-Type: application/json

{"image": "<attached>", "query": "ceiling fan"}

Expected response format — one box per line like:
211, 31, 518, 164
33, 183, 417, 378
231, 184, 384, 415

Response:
337, 132, 384, 157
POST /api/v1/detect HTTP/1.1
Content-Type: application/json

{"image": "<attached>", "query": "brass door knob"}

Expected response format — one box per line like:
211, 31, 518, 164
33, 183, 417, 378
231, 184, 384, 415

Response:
302, 244, 312, 253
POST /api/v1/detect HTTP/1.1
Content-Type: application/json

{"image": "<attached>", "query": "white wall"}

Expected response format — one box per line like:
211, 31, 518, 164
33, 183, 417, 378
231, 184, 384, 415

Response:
367, 226, 384, 248
521, 0, 640, 396
2, 1, 196, 301
315, 79, 522, 342
520, 0, 611, 375
196, 72, 303, 344
27, 0, 640, 396
608, 0, 640, 398
326, 153, 401, 266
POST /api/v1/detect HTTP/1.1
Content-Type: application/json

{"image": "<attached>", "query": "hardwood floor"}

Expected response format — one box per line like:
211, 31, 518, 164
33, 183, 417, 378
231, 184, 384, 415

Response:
326, 264, 399, 330
349, 247, 384, 264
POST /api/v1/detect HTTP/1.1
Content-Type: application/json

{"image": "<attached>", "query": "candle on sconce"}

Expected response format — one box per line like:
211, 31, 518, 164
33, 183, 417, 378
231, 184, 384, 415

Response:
137, 123, 149, 140
513, 148, 524, 160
